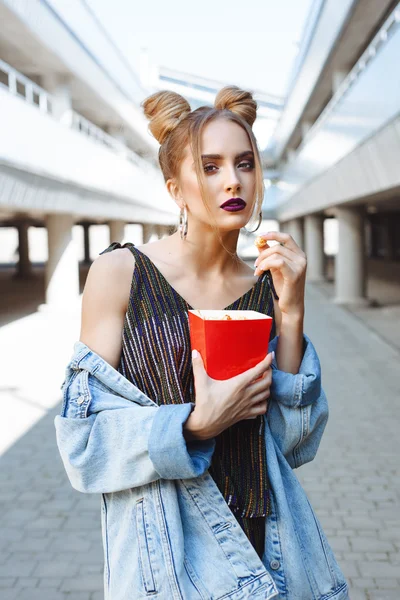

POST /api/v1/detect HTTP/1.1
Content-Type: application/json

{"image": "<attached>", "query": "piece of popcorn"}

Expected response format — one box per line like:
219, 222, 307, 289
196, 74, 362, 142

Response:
254, 236, 267, 249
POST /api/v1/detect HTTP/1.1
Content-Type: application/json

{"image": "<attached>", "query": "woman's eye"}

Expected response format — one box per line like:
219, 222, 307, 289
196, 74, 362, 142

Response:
203, 161, 254, 173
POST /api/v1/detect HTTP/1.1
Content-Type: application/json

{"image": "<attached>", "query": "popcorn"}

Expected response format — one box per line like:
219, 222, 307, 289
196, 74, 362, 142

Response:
188, 310, 273, 380
254, 236, 267, 249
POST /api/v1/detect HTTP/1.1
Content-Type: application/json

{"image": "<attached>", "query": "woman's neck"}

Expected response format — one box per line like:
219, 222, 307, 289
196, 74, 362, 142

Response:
166, 230, 244, 279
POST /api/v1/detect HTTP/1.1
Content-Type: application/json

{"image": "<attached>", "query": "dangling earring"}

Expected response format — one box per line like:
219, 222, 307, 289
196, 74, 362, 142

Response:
244, 211, 262, 233
179, 205, 188, 240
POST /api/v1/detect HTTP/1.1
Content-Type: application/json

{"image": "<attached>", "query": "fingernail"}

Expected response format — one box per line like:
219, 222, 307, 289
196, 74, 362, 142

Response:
192, 349, 198, 359
271, 351, 275, 361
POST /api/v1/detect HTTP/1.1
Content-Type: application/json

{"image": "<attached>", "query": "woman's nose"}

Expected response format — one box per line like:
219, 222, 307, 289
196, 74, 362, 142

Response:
225, 171, 241, 194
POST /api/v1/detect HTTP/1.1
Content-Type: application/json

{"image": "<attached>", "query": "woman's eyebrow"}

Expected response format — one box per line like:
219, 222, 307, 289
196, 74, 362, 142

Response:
201, 151, 254, 160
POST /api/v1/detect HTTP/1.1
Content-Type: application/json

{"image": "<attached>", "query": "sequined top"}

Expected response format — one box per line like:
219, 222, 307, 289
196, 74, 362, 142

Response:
99, 241, 278, 555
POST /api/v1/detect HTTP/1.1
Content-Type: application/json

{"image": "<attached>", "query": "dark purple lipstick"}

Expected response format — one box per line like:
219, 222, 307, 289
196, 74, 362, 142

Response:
220, 197, 246, 212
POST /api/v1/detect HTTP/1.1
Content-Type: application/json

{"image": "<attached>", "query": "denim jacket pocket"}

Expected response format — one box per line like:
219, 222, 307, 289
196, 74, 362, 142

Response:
135, 497, 158, 594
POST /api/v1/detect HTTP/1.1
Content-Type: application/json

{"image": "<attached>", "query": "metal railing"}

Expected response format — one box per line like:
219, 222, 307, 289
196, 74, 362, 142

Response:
0, 58, 52, 114
70, 111, 151, 171
0, 58, 151, 171
289, 3, 400, 157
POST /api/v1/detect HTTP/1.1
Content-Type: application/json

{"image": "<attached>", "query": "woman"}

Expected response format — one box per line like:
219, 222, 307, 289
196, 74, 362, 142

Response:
55, 86, 349, 599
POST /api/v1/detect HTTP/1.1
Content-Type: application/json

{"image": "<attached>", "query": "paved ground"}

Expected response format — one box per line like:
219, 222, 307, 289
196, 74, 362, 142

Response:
0, 274, 399, 599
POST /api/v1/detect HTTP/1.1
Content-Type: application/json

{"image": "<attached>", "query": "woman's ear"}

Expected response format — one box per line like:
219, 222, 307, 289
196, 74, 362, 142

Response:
166, 179, 184, 209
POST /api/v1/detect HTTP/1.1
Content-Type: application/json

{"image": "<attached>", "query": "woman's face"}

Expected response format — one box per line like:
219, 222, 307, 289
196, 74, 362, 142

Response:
175, 118, 257, 231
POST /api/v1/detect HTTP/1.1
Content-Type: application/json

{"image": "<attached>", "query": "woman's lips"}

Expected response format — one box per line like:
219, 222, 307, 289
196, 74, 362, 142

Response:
221, 205, 246, 212
220, 198, 246, 212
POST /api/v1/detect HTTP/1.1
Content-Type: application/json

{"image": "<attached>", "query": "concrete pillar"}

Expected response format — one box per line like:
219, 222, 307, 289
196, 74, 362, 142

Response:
41, 74, 72, 124
15, 222, 32, 278
142, 224, 154, 244
82, 223, 91, 264
42, 214, 79, 310
305, 214, 325, 282
280, 221, 288, 233
154, 224, 167, 239
334, 206, 369, 306
382, 215, 395, 260
286, 218, 304, 250
109, 220, 126, 245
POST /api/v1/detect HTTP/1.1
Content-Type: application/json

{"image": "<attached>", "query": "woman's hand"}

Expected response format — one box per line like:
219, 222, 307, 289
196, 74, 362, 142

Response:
254, 232, 307, 319
185, 350, 274, 440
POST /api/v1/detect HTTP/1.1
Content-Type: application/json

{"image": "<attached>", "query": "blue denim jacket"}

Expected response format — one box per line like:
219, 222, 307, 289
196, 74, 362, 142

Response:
54, 333, 349, 600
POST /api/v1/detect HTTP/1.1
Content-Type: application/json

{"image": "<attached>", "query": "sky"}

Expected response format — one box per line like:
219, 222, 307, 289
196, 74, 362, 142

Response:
84, 0, 314, 98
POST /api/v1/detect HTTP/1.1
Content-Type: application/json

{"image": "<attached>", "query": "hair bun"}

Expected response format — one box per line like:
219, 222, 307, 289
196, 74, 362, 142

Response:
214, 85, 257, 127
141, 91, 191, 145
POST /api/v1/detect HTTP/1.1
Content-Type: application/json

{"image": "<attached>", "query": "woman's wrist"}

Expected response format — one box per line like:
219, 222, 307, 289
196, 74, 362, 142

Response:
276, 313, 304, 374
280, 310, 304, 326
183, 409, 208, 441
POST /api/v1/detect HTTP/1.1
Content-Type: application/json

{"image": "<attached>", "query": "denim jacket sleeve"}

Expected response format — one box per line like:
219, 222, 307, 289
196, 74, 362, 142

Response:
54, 366, 216, 494
266, 333, 329, 469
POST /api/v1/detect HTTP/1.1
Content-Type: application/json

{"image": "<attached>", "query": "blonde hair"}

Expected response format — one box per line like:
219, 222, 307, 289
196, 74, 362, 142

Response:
141, 86, 264, 251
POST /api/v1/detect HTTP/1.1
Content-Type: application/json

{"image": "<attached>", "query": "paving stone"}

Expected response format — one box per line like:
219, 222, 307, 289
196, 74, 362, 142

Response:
379, 529, 400, 541
9, 538, 51, 552
365, 553, 389, 561
61, 594, 91, 600
25, 517, 66, 530
36, 578, 61, 589
59, 574, 103, 592
0, 552, 11, 564
0, 590, 20, 600
47, 536, 92, 553
341, 562, 359, 578
347, 588, 367, 600
14, 577, 39, 588
342, 517, 383, 530
0, 578, 17, 588
357, 562, 400, 578
55, 551, 103, 565
79, 564, 103, 575
328, 536, 352, 552
368, 591, 400, 600
0, 562, 37, 578
350, 577, 375, 588
342, 552, 365, 562
32, 561, 80, 578
373, 578, 400, 589
351, 538, 396, 552
15, 591, 67, 600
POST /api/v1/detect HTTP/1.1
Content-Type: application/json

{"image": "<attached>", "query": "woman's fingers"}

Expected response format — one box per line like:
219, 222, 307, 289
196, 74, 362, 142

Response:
238, 352, 273, 386
247, 398, 269, 418
254, 242, 297, 267
256, 232, 305, 255
247, 371, 272, 394
256, 254, 305, 280
251, 390, 270, 405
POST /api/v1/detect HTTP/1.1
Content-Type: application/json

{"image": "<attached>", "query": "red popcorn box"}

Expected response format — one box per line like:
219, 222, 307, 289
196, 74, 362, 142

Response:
188, 309, 273, 380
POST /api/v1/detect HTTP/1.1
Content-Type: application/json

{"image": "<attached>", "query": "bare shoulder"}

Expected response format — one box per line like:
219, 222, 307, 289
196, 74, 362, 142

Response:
90, 246, 134, 278
79, 247, 135, 369
85, 247, 135, 309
